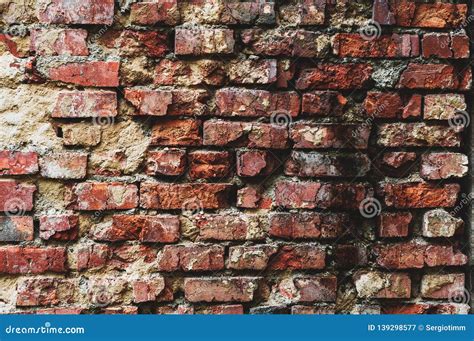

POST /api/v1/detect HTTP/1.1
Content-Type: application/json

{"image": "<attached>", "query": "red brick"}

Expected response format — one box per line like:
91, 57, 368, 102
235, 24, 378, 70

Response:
295, 64, 373, 90
175, 27, 234, 55
194, 214, 266, 241
35, 308, 84, 314
203, 121, 288, 149
335, 245, 367, 268
421, 274, 464, 299
66, 182, 138, 211
364, 92, 403, 118
154, 59, 225, 86
140, 183, 232, 210
99, 30, 168, 57
39, 214, 79, 241
198, 305, 244, 315
402, 94, 422, 118
227, 245, 278, 270
155, 305, 194, 315
378, 212, 412, 237
422, 33, 451, 59
374, 242, 425, 269
76, 244, 109, 271
279, 0, 326, 25
92, 215, 180, 243
0, 151, 38, 175
269, 245, 325, 270
0, 216, 34, 241
0, 246, 66, 274
284, 151, 370, 177
397, 63, 470, 90
132, 276, 165, 303
379, 182, 460, 208
37, 0, 115, 25
237, 150, 279, 177
236, 186, 261, 209
420, 153, 468, 180
184, 277, 259, 302
52, 91, 117, 118
124, 89, 209, 116
424, 244, 467, 267
269, 212, 349, 239
0, 34, 29, 58
39, 152, 87, 179
383, 303, 469, 315
215, 88, 299, 117
290, 123, 370, 149
188, 151, 232, 180
333, 33, 419, 58
146, 149, 187, 176
377, 123, 462, 147
16, 278, 75, 307
48, 62, 120, 87
301, 91, 346, 117
102, 306, 139, 315
276, 275, 337, 302
380, 152, 417, 172
227, 58, 277, 85
157, 245, 224, 272
30, 28, 88, 56
422, 209, 463, 238
130, 0, 179, 25
354, 271, 411, 298
275, 181, 371, 209
151, 119, 201, 146
452, 34, 470, 59
0, 181, 35, 213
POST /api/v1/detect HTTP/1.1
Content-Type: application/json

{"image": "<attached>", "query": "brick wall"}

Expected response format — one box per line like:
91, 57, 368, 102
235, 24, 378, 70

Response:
0, 0, 471, 315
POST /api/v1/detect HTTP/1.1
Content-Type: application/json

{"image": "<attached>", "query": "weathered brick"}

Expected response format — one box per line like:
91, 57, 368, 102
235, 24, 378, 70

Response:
269, 212, 349, 239
275, 275, 337, 302
290, 123, 370, 149
175, 27, 234, 55
383, 303, 469, 315
37, 0, 115, 25
130, 0, 179, 25
335, 245, 367, 268
154, 59, 225, 86
279, 0, 326, 25
132, 275, 165, 303
237, 150, 279, 177
75, 244, 109, 271
422, 209, 463, 238
99, 30, 168, 57
397, 63, 470, 90
378, 212, 412, 238
227, 245, 278, 270
333, 33, 419, 58
194, 214, 266, 241
30, 28, 88, 56
379, 152, 417, 177
379, 182, 460, 208
423, 94, 466, 120
0, 181, 35, 213
0, 151, 38, 175
354, 271, 411, 299
203, 121, 288, 149
146, 149, 187, 176
215, 88, 299, 117
227, 58, 277, 84
420, 153, 468, 180
421, 274, 464, 299
0, 246, 66, 274
0, 216, 34, 241
301, 91, 346, 117
296, 64, 373, 90
275, 181, 371, 209
236, 186, 262, 209
52, 91, 117, 118
151, 119, 201, 146
66, 182, 138, 211
16, 278, 75, 307
364, 92, 422, 118
39, 152, 87, 179
188, 151, 232, 180
284, 151, 370, 177
198, 305, 244, 315
61, 123, 102, 147
184, 277, 259, 302
39, 214, 79, 241
291, 305, 336, 315
48, 62, 120, 87
140, 183, 232, 210
269, 245, 325, 270
377, 123, 462, 147
157, 245, 224, 271
92, 215, 180, 243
